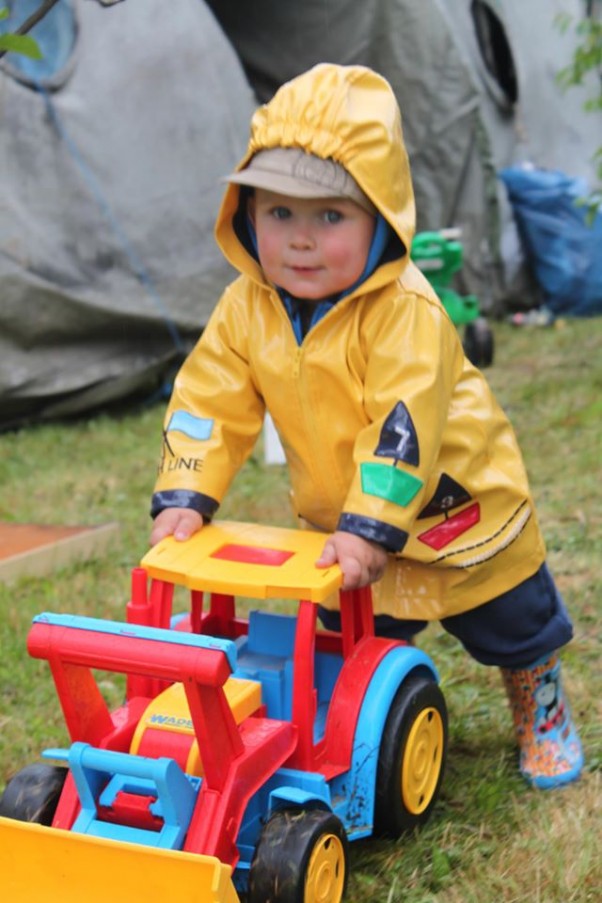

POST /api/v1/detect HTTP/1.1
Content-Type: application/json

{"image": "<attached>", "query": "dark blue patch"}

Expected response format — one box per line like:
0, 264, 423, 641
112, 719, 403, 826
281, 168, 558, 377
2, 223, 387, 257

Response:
150, 490, 219, 520
374, 401, 420, 466
337, 513, 408, 553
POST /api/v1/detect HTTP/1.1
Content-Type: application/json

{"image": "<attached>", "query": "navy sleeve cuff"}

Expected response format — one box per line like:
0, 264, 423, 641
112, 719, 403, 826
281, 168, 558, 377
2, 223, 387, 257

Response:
150, 490, 219, 520
337, 513, 408, 553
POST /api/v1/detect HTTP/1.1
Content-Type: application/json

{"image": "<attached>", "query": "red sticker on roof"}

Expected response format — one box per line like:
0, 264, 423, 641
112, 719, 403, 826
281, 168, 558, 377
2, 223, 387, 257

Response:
211, 543, 294, 566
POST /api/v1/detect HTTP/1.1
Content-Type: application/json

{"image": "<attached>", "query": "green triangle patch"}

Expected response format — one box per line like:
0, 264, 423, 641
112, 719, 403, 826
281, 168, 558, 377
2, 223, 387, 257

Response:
361, 462, 423, 507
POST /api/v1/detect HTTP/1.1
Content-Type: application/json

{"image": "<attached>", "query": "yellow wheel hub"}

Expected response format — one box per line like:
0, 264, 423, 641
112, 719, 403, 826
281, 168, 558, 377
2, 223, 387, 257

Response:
401, 707, 444, 814
305, 832, 346, 903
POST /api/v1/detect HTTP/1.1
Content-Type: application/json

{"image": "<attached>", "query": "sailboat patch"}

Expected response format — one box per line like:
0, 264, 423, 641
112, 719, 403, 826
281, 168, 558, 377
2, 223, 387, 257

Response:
374, 401, 420, 466
417, 473, 472, 519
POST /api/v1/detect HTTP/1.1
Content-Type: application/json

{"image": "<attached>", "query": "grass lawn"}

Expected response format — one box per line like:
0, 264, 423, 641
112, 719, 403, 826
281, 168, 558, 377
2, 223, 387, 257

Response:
1, 319, 600, 901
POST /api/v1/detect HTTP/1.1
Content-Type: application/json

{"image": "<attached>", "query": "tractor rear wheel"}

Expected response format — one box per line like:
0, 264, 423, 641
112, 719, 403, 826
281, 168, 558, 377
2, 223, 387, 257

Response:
374, 675, 447, 836
463, 317, 494, 367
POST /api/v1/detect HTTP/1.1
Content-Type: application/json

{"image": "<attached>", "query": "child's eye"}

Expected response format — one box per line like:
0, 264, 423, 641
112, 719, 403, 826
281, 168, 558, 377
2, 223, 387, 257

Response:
271, 206, 291, 220
323, 209, 343, 224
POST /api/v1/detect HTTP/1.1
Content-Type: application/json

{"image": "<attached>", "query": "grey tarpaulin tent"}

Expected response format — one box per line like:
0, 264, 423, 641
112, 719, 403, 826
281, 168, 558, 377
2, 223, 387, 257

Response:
1, 0, 255, 429
1, 0, 599, 427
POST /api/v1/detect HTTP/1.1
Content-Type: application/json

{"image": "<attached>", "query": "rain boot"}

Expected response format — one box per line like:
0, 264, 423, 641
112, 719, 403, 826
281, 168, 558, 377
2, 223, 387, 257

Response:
501, 653, 583, 789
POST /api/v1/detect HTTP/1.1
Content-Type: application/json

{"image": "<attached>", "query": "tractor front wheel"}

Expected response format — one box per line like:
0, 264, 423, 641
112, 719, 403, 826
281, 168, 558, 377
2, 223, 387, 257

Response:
0, 763, 67, 825
248, 808, 348, 903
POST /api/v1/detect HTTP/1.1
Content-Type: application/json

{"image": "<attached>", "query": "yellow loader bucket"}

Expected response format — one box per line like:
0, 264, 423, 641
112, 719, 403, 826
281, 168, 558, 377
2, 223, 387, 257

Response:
0, 816, 241, 903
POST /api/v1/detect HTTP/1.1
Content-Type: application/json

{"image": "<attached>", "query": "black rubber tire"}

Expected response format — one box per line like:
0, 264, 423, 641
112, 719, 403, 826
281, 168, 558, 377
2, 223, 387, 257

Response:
0, 763, 67, 825
463, 317, 495, 367
247, 808, 349, 903
374, 675, 447, 837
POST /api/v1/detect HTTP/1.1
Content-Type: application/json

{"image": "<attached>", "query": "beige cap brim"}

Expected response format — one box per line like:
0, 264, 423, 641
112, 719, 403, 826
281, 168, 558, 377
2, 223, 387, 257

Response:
224, 147, 377, 214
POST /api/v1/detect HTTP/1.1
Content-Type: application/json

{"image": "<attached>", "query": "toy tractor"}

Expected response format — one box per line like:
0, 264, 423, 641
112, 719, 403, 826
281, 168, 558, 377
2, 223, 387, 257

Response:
0, 521, 448, 902
412, 230, 494, 368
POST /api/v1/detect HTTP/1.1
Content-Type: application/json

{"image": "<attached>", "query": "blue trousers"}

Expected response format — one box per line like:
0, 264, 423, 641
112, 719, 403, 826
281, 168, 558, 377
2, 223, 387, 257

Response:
318, 563, 573, 668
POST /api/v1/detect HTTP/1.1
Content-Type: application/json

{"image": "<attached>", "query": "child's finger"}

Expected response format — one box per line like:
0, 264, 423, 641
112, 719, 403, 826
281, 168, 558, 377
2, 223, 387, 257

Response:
339, 555, 364, 590
316, 539, 338, 568
173, 512, 204, 541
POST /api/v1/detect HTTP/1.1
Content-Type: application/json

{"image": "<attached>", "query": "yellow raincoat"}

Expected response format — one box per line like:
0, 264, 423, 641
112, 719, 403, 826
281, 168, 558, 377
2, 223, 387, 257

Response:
152, 64, 546, 620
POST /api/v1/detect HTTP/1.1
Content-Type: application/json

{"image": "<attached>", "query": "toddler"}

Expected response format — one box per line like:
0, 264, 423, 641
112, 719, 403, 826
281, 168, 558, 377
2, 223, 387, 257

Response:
150, 63, 583, 790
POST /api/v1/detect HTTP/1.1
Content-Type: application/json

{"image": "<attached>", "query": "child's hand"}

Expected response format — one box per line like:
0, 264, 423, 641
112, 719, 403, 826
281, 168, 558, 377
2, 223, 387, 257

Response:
150, 508, 204, 546
316, 531, 388, 590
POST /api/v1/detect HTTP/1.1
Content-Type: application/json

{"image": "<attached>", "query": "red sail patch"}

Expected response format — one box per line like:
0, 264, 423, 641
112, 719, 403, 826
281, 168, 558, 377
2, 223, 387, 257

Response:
417, 502, 481, 551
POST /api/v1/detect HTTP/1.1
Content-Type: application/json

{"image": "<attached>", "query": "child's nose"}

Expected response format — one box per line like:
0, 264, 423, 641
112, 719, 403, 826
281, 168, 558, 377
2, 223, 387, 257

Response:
289, 222, 315, 248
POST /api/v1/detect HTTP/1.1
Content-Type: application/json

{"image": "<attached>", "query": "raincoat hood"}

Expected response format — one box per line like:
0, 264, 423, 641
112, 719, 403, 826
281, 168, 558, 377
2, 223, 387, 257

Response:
215, 64, 415, 284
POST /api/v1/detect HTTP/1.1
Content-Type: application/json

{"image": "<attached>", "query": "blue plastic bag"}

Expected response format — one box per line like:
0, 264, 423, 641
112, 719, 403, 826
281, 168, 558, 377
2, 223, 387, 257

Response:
499, 167, 602, 316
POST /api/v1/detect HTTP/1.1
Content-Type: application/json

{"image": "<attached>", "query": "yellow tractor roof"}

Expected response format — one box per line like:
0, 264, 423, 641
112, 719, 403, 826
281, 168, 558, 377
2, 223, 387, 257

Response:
140, 521, 342, 603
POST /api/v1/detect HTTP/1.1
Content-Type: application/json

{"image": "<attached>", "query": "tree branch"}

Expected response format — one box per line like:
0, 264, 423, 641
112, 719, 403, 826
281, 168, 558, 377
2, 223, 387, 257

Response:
11, 0, 62, 36
0, 0, 63, 60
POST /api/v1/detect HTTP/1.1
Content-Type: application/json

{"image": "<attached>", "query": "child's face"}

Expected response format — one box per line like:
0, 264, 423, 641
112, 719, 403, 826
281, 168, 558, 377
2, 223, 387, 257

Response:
249, 189, 376, 300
